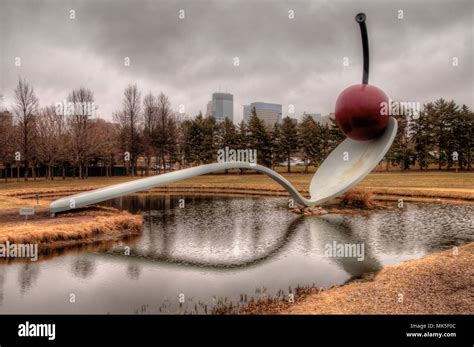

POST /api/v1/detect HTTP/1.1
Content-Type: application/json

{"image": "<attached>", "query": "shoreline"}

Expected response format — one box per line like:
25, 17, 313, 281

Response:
4, 184, 474, 205
0, 206, 143, 257
239, 242, 474, 315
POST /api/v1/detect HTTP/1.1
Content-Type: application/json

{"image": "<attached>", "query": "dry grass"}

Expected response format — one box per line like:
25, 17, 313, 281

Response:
340, 190, 375, 208
0, 195, 49, 209
362, 187, 474, 200
274, 242, 474, 314
0, 207, 143, 245
0, 171, 472, 207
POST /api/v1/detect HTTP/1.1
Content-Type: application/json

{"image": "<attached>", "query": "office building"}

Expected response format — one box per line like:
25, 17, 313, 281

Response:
212, 93, 233, 122
242, 102, 282, 128
206, 101, 213, 117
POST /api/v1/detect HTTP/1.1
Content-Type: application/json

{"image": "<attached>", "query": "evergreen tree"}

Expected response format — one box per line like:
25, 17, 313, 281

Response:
218, 117, 237, 149
411, 103, 435, 170
217, 117, 237, 173
200, 114, 219, 163
271, 123, 285, 169
387, 103, 415, 170
455, 105, 473, 170
236, 120, 248, 150
430, 99, 460, 170
247, 107, 272, 167
181, 113, 205, 165
235, 120, 249, 174
298, 115, 322, 172
279, 116, 298, 172
328, 118, 344, 154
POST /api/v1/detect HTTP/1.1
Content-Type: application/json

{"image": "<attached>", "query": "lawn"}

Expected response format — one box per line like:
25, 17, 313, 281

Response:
0, 169, 472, 202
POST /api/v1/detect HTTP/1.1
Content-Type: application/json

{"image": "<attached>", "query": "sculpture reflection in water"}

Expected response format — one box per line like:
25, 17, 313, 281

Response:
100, 198, 382, 278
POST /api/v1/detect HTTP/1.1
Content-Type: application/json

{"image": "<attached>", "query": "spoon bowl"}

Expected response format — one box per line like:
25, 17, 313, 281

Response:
309, 116, 397, 205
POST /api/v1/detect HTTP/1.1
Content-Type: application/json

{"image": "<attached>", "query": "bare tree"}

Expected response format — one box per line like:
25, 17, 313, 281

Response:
36, 106, 67, 179
152, 92, 177, 172
13, 78, 39, 181
89, 119, 119, 177
0, 110, 15, 181
143, 92, 158, 175
114, 84, 142, 176
67, 87, 95, 179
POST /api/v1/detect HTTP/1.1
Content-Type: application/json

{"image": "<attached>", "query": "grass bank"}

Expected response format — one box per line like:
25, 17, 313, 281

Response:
0, 171, 473, 204
0, 206, 143, 250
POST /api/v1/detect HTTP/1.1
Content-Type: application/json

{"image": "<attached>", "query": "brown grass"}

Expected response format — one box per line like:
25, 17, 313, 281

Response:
340, 190, 375, 208
260, 242, 474, 314
0, 207, 143, 245
0, 171, 472, 204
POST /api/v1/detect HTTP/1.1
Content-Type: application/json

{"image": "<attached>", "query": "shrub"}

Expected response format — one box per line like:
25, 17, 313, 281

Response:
340, 190, 374, 208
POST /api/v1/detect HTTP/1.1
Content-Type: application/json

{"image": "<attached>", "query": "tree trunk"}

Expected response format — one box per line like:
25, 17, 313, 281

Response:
24, 162, 28, 181
468, 148, 472, 171
145, 157, 150, 176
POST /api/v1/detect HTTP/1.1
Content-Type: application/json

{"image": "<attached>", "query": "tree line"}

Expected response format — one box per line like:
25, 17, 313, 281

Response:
0, 78, 472, 181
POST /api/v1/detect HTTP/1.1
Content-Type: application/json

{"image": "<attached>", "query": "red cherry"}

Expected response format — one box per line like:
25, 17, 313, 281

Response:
335, 14, 390, 141
335, 84, 389, 141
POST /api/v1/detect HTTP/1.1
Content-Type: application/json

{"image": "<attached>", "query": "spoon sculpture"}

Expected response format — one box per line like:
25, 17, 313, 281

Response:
49, 13, 397, 215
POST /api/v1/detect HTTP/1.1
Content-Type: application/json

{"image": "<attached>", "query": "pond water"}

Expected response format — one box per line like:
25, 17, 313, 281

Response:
0, 195, 472, 313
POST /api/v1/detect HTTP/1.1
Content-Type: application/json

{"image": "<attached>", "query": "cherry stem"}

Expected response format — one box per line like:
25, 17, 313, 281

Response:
355, 13, 369, 85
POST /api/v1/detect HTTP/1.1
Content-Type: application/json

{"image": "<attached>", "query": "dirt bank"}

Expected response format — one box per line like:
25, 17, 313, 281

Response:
242, 242, 474, 314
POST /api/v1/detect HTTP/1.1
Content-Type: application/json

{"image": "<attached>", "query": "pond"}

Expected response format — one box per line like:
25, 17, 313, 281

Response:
0, 195, 472, 313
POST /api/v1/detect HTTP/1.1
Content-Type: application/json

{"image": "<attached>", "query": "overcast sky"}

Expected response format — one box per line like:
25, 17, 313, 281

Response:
1, 0, 472, 122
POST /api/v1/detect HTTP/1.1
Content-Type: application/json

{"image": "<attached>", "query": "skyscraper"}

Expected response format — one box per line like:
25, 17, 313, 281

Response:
212, 93, 233, 122
242, 105, 251, 122
243, 102, 282, 128
206, 101, 213, 116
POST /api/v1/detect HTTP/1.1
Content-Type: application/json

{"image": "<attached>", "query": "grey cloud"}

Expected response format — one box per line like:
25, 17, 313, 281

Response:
1, 0, 472, 122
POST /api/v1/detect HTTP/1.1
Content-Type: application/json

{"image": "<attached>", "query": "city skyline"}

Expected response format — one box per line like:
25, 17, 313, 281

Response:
1, 0, 472, 123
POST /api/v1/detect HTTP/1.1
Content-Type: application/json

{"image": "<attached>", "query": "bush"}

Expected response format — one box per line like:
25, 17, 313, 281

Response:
340, 190, 374, 208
